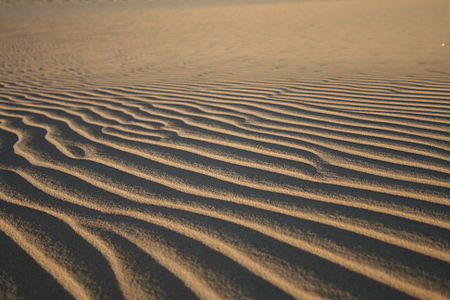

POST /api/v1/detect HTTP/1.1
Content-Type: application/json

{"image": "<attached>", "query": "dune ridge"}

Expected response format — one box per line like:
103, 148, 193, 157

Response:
1, 75, 450, 299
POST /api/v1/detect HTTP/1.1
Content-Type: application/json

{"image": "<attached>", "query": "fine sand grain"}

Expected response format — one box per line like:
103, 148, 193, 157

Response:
1, 0, 449, 299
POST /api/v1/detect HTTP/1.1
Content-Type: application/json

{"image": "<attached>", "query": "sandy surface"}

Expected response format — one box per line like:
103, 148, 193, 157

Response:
1, 0, 450, 299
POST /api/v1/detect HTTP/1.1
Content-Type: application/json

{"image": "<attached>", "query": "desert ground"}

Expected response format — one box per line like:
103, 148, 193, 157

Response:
0, 0, 449, 299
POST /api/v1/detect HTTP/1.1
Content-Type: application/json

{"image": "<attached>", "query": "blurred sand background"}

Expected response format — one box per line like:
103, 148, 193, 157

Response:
1, 0, 450, 83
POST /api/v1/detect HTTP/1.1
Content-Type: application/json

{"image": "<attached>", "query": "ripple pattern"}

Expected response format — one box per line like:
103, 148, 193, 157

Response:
0, 76, 449, 300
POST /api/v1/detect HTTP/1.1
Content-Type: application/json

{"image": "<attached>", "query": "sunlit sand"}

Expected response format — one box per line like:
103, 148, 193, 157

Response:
1, 0, 449, 299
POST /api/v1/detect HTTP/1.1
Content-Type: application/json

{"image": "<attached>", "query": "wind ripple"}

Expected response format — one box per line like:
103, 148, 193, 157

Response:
1, 77, 449, 300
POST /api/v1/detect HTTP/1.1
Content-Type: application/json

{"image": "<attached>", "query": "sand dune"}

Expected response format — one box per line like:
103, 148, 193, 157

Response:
1, 77, 449, 299
1, 0, 450, 299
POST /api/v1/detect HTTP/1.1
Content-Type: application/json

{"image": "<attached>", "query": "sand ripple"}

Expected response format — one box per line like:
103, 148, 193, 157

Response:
0, 77, 449, 299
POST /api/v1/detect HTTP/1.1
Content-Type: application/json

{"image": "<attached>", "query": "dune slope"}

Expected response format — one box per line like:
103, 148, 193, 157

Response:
0, 0, 449, 299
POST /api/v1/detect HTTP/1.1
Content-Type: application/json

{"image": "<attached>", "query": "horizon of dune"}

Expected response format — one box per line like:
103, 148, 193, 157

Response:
1, 0, 449, 299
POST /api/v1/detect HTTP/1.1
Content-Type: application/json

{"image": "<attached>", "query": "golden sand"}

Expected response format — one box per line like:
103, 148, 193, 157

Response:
0, 0, 449, 299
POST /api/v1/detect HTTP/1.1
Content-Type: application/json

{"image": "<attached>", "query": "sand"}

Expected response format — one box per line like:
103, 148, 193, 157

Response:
0, 0, 449, 299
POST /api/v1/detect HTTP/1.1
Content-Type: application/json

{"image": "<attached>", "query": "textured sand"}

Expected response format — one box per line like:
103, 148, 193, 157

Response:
1, 0, 450, 299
